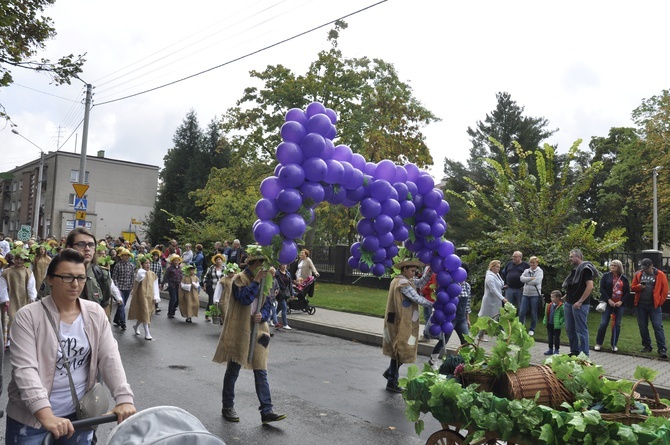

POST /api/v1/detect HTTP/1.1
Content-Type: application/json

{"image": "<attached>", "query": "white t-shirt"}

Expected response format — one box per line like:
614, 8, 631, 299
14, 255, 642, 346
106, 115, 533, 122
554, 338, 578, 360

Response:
49, 314, 91, 417
0, 239, 9, 257
297, 260, 304, 279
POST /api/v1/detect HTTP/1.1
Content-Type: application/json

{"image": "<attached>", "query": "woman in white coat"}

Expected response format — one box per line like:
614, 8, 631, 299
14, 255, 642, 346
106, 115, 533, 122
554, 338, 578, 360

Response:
478, 260, 508, 340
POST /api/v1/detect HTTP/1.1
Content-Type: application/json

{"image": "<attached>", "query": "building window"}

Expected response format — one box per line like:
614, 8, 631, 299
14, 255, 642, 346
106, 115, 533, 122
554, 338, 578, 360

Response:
12, 181, 17, 192
10, 201, 16, 212
70, 170, 89, 183
68, 194, 88, 206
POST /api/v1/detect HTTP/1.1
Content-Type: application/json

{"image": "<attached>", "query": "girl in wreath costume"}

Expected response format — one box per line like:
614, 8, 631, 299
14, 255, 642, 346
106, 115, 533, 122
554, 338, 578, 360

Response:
2, 247, 37, 349
31, 243, 52, 294
128, 255, 160, 340
179, 264, 200, 323
213, 261, 241, 326
382, 249, 433, 393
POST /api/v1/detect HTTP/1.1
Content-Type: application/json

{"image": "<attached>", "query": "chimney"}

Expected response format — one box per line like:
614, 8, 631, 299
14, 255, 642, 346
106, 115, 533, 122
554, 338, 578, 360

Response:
97, 150, 105, 158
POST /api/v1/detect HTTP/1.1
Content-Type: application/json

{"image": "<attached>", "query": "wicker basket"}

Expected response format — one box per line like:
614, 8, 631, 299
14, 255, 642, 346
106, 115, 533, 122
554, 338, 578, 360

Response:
600, 379, 650, 426
461, 370, 497, 392
633, 379, 670, 419
496, 364, 574, 409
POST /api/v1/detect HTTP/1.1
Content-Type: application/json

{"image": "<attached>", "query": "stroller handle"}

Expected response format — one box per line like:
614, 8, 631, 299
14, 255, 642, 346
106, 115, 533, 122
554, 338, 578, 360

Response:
41, 413, 118, 445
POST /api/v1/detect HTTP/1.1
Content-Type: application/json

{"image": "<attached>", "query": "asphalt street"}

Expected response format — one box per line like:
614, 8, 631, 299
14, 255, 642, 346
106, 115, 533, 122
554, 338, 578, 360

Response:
0, 308, 441, 444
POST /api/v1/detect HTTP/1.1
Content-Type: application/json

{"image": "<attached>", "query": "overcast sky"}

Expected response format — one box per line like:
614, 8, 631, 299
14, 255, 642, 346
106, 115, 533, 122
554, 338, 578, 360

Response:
2, 0, 669, 180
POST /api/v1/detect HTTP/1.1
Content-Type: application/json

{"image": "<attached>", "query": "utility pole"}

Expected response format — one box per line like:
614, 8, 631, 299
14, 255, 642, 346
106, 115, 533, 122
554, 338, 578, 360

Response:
79, 83, 93, 184
34, 151, 44, 238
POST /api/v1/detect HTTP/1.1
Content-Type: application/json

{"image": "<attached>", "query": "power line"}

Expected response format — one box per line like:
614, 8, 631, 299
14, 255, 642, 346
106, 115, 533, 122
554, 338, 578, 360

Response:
94, 0, 387, 107
12, 83, 81, 102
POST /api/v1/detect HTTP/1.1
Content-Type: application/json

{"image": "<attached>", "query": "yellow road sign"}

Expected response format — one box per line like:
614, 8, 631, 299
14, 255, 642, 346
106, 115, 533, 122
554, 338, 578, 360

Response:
73, 183, 89, 198
76, 210, 87, 220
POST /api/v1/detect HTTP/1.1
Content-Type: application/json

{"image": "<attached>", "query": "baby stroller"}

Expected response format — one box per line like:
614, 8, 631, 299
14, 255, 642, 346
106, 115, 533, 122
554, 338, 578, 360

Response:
42, 406, 225, 445
287, 276, 316, 315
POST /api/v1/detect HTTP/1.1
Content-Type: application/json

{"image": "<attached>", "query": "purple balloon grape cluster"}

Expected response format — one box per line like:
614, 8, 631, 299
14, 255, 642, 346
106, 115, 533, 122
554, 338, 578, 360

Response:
253, 101, 467, 336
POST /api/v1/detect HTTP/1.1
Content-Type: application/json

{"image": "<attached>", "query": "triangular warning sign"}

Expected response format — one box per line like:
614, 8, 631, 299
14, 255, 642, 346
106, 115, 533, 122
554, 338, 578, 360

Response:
73, 183, 89, 198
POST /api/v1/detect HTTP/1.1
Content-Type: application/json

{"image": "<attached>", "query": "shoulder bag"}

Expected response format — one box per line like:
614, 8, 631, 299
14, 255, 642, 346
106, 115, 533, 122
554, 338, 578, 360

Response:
41, 302, 110, 421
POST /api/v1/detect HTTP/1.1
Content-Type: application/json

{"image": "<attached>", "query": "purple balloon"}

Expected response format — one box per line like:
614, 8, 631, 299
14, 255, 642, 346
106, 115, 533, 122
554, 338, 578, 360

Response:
431, 222, 446, 238
372, 263, 386, 277
436, 271, 452, 287
285, 108, 307, 125
452, 267, 468, 283
385, 244, 399, 258
418, 248, 433, 264
416, 174, 435, 195
432, 309, 446, 324
333, 145, 353, 163
303, 157, 328, 182
413, 194, 424, 211
447, 283, 463, 298
428, 323, 442, 337
415, 222, 431, 238
380, 198, 400, 218
359, 262, 370, 273
328, 186, 347, 205
374, 214, 394, 234
357, 218, 376, 237
372, 248, 386, 263
325, 108, 338, 124
362, 235, 380, 252
323, 159, 345, 185
299, 181, 325, 204
374, 160, 397, 182
253, 220, 280, 246
369, 179, 392, 203
255, 198, 279, 221
436, 199, 450, 216
436, 291, 449, 305
405, 163, 420, 181
276, 188, 302, 213
340, 161, 354, 187
277, 163, 305, 189
347, 168, 365, 190
346, 186, 366, 202
406, 181, 418, 199
351, 153, 366, 171
274, 164, 282, 177
350, 242, 362, 259
305, 114, 332, 136
424, 189, 442, 209
441, 322, 454, 337
425, 237, 440, 249
444, 302, 457, 315
306, 102, 327, 118
278, 239, 298, 264
276, 142, 303, 166
325, 124, 337, 141
394, 182, 409, 201
360, 198, 382, 219
364, 162, 377, 176
378, 231, 394, 247
260, 176, 282, 200
301, 133, 325, 159
279, 213, 307, 239
281, 121, 306, 144
399, 200, 416, 218
322, 184, 334, 201
348, 256, 359, 269
437, 240, 455, 257
322, 137, 335, 160
444, 254, 462, 271
392, 225, 409, 242
419, 208, 438, 224
430, 255, 444, 272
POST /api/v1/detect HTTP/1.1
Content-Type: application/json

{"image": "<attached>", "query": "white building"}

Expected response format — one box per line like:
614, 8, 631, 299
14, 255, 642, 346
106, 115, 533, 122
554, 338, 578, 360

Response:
1, 150, 158, 240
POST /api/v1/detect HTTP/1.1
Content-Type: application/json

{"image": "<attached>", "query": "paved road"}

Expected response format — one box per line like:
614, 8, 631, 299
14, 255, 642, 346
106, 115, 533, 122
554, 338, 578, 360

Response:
0, 309, 441, 444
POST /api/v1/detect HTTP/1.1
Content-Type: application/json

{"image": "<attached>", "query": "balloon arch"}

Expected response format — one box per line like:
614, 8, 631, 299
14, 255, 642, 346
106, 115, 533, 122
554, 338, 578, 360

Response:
252, 102, 466, 337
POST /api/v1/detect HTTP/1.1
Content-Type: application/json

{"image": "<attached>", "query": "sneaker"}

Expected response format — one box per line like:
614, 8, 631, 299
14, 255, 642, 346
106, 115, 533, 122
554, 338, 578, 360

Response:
205, 316, 211, 322
428, 358, 439, 371
386, 383, 403, 393
167, 314, 175, 319
528, 330, 534, 336
222, 407, 240, 422
553, 350, 560, 355
543, 349, 554, 356
261, 411, 287, 424
155, 308, 162, 314
641, 346, 653, 353
594, 344, 601, 351
275, 323, 283, 330
186, 318, 192, 323
145, 335, 153, 341
660, 350, 668, 359
268, 321, 275, 327
382, 370, 390, 381
283, 325, 292, 330
134, 324, 141, 336
121, 324, 126, 331
612, 346, 618, 352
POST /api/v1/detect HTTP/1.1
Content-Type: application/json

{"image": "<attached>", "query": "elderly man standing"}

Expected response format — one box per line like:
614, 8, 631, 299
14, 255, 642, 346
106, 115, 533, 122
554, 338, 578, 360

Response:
382, 251, 433, 393
631, 258, 668, 359
562, 248, 597, 356
501, 251, 529, 308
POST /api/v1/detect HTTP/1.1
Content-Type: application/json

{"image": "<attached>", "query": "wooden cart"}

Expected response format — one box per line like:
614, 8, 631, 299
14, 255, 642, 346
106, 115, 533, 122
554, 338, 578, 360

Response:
425, 421, 528, 445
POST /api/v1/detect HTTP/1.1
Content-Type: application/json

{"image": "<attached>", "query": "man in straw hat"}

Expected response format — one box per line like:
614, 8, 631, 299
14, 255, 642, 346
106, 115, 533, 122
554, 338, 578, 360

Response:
164, 253, 183, 318
112, 248, 135, 330
213, 245, 286, 424
382, 249, 434, 393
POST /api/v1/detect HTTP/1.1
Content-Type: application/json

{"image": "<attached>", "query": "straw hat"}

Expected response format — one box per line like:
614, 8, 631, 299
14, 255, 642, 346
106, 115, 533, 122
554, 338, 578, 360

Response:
118, 248, 132, 257
150, 249, 162, 257
167, 253, 182, 264
0, 257, 7, 267
211, 253, 226, 264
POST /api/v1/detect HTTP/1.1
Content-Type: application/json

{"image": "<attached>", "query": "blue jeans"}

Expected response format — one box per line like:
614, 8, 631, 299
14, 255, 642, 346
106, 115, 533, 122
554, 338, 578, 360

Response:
270, 302, 278, 325
113, 289, 131, 325
636, 303, 667, 352
6, 414, 93, 445
596, 304, 625, 347
564, 301, 590, 356
518, 295, 540, 331
222, 361, 273, 415
505, 287, 523, 308
277, 300, 288, 326
168, 284, 179, 316
384, 359, 401, 386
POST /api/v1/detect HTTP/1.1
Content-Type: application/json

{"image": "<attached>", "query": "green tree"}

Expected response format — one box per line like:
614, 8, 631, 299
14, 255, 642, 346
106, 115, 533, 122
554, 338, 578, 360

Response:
1, 0, 85, 120
193, 21, 439, 246
451, 139, 626, 297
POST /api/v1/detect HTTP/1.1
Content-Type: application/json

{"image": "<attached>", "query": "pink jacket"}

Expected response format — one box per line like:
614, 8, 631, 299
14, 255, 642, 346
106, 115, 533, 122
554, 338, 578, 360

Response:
6, 296, 134, 428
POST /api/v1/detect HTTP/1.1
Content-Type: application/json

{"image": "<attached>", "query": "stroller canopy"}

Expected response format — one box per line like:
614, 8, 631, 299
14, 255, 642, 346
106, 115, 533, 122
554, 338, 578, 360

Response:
106, 406, 225, 445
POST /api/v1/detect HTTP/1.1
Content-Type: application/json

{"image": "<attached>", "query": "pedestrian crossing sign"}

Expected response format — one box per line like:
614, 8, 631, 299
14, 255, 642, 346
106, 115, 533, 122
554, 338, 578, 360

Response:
74, 198, 87, 211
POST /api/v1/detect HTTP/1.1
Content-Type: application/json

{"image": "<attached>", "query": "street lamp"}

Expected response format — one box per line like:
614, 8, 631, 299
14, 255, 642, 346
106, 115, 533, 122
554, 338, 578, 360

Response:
653, 166, 663, 251
11, 129, 44, 240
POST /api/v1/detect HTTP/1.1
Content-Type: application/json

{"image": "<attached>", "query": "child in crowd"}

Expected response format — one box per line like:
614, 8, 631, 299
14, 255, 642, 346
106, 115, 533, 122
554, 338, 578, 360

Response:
543, 290, 565, 355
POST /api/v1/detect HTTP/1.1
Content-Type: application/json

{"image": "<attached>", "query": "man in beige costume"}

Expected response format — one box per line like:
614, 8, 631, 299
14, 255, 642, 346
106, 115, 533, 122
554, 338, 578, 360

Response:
2, 249, 36, 349
382, 253, 433, 393
213, 247, 286, 424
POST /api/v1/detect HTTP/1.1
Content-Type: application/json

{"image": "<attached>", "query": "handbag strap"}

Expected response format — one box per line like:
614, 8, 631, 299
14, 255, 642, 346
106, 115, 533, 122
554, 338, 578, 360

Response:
41, 301, 81, 410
